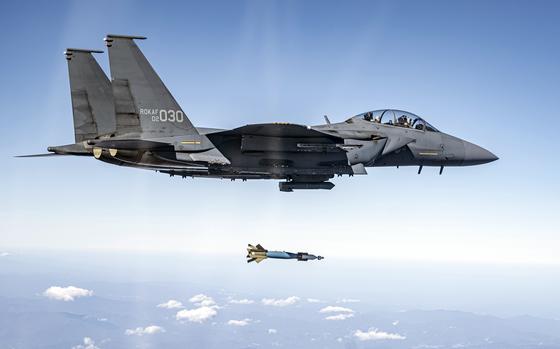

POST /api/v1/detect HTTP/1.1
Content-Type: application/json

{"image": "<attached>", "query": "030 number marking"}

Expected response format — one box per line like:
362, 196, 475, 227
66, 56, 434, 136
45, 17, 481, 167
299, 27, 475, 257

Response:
140, 108, 185, 123
157, 109, 184, 122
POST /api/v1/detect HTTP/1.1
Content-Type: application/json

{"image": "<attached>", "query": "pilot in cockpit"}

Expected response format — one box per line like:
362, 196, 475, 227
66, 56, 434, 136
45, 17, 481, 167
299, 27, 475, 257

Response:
397, 115, 410, 128
364, 111, 373, 121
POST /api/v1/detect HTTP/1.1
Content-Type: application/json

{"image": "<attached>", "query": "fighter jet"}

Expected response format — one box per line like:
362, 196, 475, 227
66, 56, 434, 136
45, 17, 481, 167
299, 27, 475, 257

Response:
24, 34, 498, 191
247, 244, 324, 263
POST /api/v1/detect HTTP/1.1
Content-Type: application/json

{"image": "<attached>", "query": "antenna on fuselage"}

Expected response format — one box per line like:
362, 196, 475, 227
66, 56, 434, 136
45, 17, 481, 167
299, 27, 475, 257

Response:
324, 115, 331, 125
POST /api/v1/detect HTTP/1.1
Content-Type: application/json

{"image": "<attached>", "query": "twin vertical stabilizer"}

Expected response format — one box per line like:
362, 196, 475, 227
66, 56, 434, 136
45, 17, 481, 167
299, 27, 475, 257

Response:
65, 48, 116, 142
104, 34, 199, 137
56, 35, 229, 164
65, 35, 202, 142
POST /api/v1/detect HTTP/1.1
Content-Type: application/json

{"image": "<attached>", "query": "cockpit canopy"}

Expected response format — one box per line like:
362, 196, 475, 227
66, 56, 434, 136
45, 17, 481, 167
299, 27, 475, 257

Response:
348, 109, 439, 132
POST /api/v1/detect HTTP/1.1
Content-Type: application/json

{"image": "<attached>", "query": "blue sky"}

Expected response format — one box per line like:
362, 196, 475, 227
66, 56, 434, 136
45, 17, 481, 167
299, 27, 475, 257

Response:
1, 0, 559, 266
3, 4, 560, 348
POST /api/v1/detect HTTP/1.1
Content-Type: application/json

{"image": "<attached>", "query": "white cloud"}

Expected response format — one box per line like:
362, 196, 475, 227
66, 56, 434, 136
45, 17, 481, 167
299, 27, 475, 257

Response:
0, 252, 10, 257
189, 294, 216, 307
307, 298, 321, 303
72, 337, 100, 349
261, 296, 300, 307
392, 320, 400, 326
338, 298, 360, 303
227, 318, 252, 326
268, 328, 277, 334
325, 313, 354, 321
176, 306, 217, 323
319, 306, 354, 313
354, 328, 406, 341
229, 298, 254, 305
125, 325, 165, 336
157, 299, 184, 309
43, 286, 93, 301
319, 305, 355, 320
176, 294, 220, 323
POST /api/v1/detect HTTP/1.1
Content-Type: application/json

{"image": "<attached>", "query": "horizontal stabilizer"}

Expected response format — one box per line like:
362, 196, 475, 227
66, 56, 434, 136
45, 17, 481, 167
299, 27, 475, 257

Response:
90, 139, 169, 150
15, 153, 64, 158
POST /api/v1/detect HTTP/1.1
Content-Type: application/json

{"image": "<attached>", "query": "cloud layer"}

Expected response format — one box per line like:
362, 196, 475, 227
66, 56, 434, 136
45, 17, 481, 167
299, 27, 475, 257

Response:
229, 298, 254, 305
175, 307, 218, 323
125, 325, 165, 336
320, 305, 355, 320
354, 328, 406, 341
325, 313, 355, 321
43, 286, 93, 301
71, 337, 100, 349
190, 294, 216, 307
227, 318, 252, 326
338, 298, 360, 303
157, 299, 184, 309
176, 306, 217, 323
175, 293, 219, 323
319, 306, 354, 313
261, 296, 300, 307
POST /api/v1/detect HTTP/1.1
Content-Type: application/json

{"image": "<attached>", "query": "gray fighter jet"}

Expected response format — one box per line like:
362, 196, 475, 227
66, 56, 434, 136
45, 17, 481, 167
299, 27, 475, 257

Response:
247, 244, 323, 263
25, 34, 498, 191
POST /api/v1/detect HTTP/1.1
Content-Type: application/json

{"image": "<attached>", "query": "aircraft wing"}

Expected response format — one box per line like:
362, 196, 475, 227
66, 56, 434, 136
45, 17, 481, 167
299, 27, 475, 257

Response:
212, 123, 344, 140
207, 123, 346, 155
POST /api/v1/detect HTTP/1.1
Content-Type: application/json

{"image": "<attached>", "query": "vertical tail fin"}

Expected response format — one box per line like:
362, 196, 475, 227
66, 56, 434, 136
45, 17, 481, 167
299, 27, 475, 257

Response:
104, 34, 198, 137
65, 49, 116, 142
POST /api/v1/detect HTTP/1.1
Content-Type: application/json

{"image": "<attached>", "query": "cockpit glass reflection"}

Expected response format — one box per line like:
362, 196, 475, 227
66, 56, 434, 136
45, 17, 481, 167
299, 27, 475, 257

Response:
352, 109, 439, 132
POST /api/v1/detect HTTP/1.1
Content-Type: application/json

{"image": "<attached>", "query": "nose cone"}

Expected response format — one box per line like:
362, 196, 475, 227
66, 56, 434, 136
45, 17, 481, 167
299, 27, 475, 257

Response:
463, 141, 498, 165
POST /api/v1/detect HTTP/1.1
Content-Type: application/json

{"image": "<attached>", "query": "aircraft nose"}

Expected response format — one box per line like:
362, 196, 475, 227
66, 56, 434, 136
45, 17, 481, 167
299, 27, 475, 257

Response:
463, 141, 498, 165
